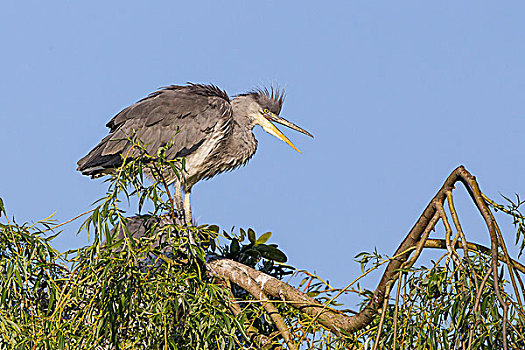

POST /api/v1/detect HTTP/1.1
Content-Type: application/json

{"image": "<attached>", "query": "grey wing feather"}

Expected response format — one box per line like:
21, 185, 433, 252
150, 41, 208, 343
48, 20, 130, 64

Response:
77, 84, 232, 176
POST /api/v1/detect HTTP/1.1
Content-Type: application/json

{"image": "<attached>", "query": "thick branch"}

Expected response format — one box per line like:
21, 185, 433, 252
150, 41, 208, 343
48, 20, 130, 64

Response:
348, 166, 467, 331
207, 259, 296, 349
211, 166, 515, 336
208, 234, 525, 337
208, 259, 350, 335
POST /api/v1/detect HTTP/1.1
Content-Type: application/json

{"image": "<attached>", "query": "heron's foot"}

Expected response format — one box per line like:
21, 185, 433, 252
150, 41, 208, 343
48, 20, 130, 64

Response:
185, 218, 193, 226
172, 190, 193, 226
172, 207, 193, 226
174, 210, 186, 226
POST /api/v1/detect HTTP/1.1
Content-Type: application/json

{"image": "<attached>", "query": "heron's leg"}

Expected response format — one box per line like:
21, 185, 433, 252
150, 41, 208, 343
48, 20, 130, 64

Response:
173, 181, 185, 224
183, 190, 192, 226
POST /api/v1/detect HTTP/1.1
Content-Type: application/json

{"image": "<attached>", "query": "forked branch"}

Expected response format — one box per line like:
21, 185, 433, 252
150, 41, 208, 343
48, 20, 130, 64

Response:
208, 166, 520, 348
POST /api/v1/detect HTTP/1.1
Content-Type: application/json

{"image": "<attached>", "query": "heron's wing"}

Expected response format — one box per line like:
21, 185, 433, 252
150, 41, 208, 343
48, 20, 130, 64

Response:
77, 84, 232, 176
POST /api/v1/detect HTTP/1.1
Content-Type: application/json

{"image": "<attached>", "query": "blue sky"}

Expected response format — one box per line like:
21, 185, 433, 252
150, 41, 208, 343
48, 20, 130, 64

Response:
1, 1, 524, 306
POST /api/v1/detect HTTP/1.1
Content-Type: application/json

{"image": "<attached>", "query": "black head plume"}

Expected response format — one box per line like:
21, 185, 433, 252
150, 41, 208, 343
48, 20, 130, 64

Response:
240, 86, 285, 115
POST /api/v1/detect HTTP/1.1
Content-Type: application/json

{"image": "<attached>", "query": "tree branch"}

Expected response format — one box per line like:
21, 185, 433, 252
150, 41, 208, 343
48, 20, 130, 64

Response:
208, 259, 296, 350
208, 166, 517, 343
423, 238, 525, 274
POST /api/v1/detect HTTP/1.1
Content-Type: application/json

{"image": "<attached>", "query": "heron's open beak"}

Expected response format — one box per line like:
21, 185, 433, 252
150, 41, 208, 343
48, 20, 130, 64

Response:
255, 112, 313, 153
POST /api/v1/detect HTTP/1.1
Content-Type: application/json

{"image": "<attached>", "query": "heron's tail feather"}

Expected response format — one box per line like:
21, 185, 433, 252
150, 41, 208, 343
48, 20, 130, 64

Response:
77, 135, 123, 178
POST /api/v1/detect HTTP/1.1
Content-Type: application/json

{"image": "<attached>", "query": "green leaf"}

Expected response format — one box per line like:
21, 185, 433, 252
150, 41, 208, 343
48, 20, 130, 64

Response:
239, 228, 246, 242
14, 269, 22, 287
210, 237, 217, 252
44, 230, 62, 242
48, 288, 55, 311
223, 230, 232, 239
255, 244, 287, 262
244, 248, 261, 259
138, 190, 147, 213
255, 232, 272, 245
230, 239, 240, 253
247, 228, 256, 243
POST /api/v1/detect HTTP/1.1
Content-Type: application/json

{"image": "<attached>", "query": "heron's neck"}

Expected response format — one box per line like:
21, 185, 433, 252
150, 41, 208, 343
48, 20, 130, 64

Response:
223, 99, 258, 164
231, 96, 259, 129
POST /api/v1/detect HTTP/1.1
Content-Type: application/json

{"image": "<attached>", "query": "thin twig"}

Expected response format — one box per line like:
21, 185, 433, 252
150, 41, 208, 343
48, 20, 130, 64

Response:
487, 206, 524, 309
446, 190, 479, 292
435, 201, 462, 267
467, 265, 492, 349
482, 194, 525, 220
402, 210, 440, 269
372, 281, 393, 350
392, 272, 403, 350
151, 163, 179, 228
41, 209, 95, 234
423, 239, 525, 274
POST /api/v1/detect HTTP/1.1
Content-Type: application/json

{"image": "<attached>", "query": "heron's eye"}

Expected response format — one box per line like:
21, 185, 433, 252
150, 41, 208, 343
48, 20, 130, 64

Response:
263, 108, 270, 114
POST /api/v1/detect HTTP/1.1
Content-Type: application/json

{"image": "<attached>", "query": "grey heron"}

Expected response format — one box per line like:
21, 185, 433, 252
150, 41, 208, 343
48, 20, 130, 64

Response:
77, 83, 313, 224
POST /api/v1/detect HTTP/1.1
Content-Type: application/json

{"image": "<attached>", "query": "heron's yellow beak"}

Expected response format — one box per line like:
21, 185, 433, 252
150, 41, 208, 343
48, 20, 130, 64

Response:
255, 113, 302, 153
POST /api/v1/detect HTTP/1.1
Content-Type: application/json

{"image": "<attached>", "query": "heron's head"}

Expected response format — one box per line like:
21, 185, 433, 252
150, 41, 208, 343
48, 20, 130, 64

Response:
235, 87, 313, 152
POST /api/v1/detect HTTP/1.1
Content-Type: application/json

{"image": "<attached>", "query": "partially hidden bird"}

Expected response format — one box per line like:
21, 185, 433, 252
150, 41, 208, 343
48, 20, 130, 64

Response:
77, 83, 313, 224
